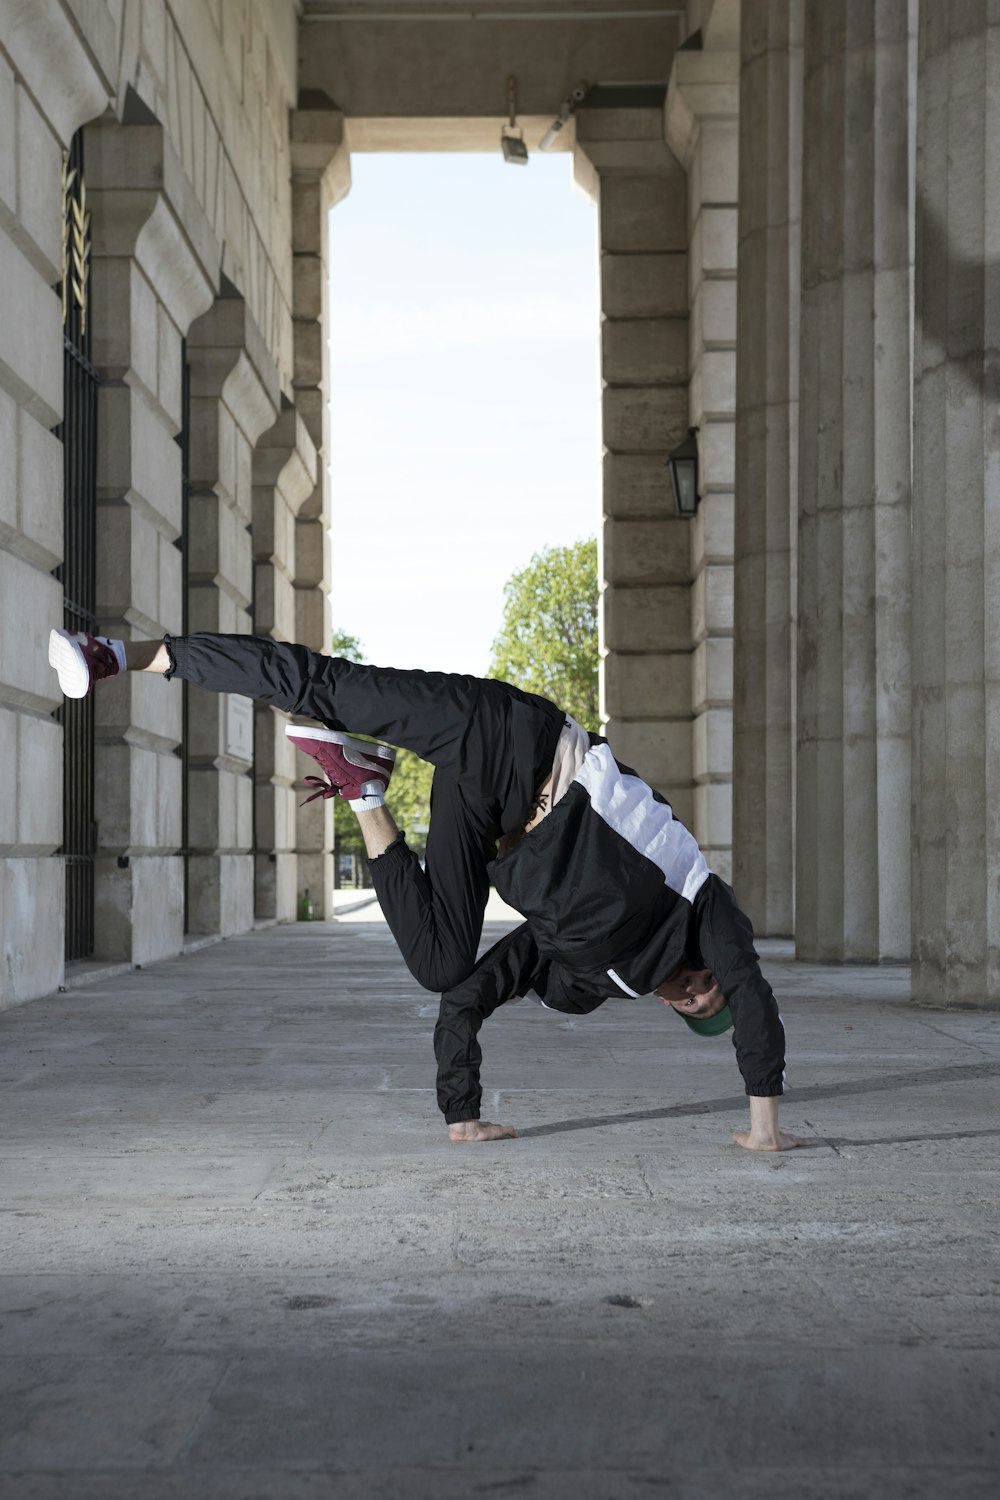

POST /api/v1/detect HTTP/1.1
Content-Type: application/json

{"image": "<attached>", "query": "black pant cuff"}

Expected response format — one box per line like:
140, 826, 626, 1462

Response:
162, 634, 181, 680
369, 831, 408, 870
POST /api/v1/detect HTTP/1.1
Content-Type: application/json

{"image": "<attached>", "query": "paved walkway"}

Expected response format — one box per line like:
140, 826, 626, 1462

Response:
1, 913, 998, 1498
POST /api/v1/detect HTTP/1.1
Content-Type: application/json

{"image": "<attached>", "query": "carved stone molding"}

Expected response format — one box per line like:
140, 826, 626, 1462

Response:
0, 0, 116, 145
187, 297, 282, 457
665, 50, 740, 170
85, 119, 219, 334
253, 409, 318, 517
290, 107, 351, 209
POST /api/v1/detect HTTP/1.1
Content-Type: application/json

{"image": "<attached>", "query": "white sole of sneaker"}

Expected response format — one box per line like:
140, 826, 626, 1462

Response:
48, 628, 90, 699
283, 723, 396, 763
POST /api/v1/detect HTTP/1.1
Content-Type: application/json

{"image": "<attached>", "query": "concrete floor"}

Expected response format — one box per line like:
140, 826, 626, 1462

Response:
1, 910, 999, 1499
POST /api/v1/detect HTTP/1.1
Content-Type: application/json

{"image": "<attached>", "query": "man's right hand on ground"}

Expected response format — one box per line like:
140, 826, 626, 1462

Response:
732, 1095, 817, 1152
448, 1119, 517, 1143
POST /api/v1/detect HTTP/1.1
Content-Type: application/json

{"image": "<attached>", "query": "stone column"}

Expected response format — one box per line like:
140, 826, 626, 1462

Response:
287, 103, 350, 918
912, 1, 1000, 1004
732, 0, 803, 935
795, 0, 913, 962
251, 409, 317, 923
290, 103, 349, 658
185, 294, 281, 935
574, 109, 693, 823
665, 21, 740, 877
86, 117, 218, 964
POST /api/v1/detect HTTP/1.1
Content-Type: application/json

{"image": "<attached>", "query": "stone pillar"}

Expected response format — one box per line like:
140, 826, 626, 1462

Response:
665, 16, 740, 877
185, 294, 281, 935
290, 104, 348, 659
912, 1, 999, 1004
86, 118, 218, 964
287, 103, 350, 918
796, 0, 913, 962
251, 409, 317, 923
0, 16, 112, 1005
732, 0, 803, 935
574, 110, 693, 823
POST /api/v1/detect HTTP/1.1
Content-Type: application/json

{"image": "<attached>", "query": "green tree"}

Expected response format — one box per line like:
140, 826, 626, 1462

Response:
331, 628, 365, 662
385, 748, 434, 856
329, 627, 434, 870
488, 537, 599, 728
329, 628, 367, 877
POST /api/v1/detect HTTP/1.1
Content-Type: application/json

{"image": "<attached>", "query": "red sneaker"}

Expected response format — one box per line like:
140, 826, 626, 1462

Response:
284, 725, 396, 805
48, 628, 122, 698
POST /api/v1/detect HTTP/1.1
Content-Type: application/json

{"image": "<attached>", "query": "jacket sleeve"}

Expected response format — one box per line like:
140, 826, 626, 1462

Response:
693, 875, 786, 1096
433, 925, 611, 1123
434, 923, 543, 1124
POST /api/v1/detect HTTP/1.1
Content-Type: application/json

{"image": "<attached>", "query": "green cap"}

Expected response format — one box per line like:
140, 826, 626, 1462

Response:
680, 1003, 734, 1037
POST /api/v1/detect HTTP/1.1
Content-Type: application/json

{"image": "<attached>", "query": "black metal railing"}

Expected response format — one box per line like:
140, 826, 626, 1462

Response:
56, 130, 98, 961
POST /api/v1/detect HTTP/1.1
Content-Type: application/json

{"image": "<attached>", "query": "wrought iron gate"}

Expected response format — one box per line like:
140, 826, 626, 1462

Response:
57, 131, 98, 961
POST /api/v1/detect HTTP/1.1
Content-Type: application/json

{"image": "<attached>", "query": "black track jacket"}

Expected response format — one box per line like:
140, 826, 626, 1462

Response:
434, 740, 786, 1123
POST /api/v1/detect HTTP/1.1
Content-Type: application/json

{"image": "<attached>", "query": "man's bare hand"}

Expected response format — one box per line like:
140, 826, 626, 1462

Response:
734, 1096, 817, 1152
732, 1128, 818, 1153
448, 1119, 517, 1143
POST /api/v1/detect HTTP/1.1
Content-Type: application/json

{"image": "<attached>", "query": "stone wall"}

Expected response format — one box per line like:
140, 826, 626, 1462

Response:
794, 0, 913, 963
5, 0, 999, 1012
123, 0, 298, 388
252, 409, 318, 925
0, 0, 321, 1006
0, 2, 113, 1006
576, 108, 694, 823
86, 114, 216, 965
665, 17, 740, 880
185, 293, 282, 937
732, 0, 802, 937
911, 0, 1000, 1005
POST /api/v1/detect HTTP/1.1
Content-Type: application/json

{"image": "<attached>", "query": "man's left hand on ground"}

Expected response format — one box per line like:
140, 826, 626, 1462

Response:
448, 1119, 517, 1143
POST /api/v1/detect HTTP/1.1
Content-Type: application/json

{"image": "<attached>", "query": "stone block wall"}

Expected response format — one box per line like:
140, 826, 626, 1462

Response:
286, 109, 349, 920
576, 107, 695, 825
185, 294, 281, 936
252, 410, 318, 924
911, 0, 999, 1005
666, 37, 740, 881
0, 8, 111, 1007
795, 0, 913, 963
0, 0, 318, 1005
732, 0, 802, 939
4, 0, 994, 1012
87, 114, 216, 965
122, 0, 298, 388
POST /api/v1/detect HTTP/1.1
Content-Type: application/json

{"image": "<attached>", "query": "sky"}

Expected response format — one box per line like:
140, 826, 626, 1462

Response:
327, 150, 602, 677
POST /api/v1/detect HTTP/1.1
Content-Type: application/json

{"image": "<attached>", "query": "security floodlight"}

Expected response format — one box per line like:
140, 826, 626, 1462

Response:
539, 81, 589, 151
666, 428, 700, 516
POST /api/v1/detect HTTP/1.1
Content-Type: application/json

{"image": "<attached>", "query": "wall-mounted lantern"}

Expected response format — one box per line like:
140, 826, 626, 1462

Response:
666, 427, 700, 516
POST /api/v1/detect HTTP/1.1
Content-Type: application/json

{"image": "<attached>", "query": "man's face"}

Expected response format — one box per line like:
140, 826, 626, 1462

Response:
655, 966, 727, 1020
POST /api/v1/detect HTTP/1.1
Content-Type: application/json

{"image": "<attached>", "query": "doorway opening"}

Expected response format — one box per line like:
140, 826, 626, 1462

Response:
327, 150, 601, 677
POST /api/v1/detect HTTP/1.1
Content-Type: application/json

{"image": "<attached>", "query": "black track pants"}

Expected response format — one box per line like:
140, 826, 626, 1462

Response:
164, 632, 564, 991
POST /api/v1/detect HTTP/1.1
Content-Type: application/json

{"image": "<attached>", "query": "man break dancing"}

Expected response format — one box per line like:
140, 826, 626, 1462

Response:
49, 627, 815, 1153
